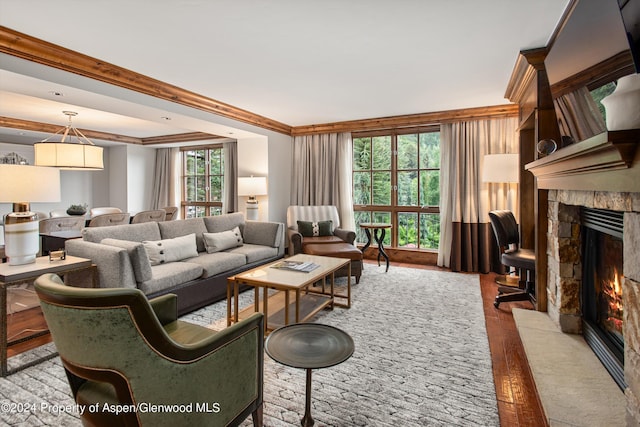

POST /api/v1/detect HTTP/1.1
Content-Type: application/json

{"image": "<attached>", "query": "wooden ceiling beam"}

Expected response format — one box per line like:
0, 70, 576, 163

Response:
291, 104, 519, 136
0, 26, 293, 136
0, 116, 223, 145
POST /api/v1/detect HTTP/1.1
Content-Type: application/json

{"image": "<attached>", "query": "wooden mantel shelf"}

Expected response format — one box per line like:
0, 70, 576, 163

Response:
525, 130, 640, 192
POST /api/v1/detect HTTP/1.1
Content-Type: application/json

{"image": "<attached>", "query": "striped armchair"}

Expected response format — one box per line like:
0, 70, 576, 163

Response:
286, 205, 362, 284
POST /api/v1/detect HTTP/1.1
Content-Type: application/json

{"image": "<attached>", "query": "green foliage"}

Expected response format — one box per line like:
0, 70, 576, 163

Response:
352, 132, 441, 250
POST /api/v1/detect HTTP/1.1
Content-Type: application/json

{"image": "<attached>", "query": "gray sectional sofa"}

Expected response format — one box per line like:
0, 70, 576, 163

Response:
66, 212, 285, 315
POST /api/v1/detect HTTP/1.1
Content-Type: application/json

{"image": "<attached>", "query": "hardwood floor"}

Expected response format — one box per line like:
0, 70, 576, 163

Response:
8, 261, 547, 426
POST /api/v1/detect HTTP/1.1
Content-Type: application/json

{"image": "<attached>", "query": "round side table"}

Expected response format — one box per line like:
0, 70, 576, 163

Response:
264, 323, 354, 427
359, 222, 392, 272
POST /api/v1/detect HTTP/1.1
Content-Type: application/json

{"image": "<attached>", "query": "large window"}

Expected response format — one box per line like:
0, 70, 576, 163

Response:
353, 130, 440, 250
181, 145, 224, 218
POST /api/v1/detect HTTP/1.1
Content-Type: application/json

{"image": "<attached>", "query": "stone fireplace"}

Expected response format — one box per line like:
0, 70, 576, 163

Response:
546, 189, 640, 424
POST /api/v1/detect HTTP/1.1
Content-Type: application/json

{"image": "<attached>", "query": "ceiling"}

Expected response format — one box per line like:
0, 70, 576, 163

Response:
0, 0, 570, 147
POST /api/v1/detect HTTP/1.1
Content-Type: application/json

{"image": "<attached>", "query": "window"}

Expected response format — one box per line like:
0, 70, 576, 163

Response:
181, 145, 224, 218
353, 130, 440, 250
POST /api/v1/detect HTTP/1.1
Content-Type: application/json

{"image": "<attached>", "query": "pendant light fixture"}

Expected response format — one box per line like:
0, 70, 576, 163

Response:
34, 110, 104, 170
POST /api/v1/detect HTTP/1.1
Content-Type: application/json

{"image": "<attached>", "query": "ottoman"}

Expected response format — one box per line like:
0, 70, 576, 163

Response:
303, 242, 363, 284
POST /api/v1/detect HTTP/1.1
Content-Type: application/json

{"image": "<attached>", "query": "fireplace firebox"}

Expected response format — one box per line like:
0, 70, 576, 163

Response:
581, 208, 625, 389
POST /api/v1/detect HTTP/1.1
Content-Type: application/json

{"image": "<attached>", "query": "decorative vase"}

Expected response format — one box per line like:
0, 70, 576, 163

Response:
601, 73, 640, 131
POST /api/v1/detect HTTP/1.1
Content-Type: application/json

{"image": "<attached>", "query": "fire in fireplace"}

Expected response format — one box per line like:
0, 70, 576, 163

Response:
581, 208, 625, 389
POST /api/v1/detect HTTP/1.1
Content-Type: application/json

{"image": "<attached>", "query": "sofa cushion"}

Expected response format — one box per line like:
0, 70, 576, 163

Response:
143, 233, 199, 266
82, 222, 161, 243
228, 244, 279, 264
297, 220, 334, 237
183, 252, 247, 278
203, 212, 245, 234
101, 238, 153, 283
203, 226, 243, 253
138, 262, 204, 295
158, 218, 208, 252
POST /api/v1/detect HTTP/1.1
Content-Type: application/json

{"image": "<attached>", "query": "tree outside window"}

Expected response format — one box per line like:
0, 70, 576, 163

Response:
181, 145, 224, 218
353, 131, 440, 250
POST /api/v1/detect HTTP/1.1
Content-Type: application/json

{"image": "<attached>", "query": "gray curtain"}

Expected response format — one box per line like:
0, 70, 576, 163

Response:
291, 132, 355, 230
151, 147, 178, 211
223, 141, 238, 213
438, 117, 519, 273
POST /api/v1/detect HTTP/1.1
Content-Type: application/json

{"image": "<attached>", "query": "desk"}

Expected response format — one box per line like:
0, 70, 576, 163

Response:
40, 230, 82, 255
359, 223, 392, 272
0, 256, 97, 376
265, 323, 354, 427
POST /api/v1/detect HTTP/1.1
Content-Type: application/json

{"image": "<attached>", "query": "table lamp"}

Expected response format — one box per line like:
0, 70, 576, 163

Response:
0, 165, 61, 265
238, 176, 267, 221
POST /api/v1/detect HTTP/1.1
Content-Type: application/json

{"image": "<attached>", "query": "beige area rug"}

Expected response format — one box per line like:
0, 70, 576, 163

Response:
1, 265, 498, 426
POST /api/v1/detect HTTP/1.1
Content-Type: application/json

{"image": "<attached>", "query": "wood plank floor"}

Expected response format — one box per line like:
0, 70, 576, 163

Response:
8, 261, 547, 426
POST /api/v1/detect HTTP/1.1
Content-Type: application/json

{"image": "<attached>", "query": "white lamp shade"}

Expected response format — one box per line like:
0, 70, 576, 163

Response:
238, 176, 268, 196
0, 164, 61, 203
482, 154, 519, 183
34, 142, 104, 170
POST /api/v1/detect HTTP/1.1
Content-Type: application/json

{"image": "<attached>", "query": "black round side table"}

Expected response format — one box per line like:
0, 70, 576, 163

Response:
264, 323, 354, 427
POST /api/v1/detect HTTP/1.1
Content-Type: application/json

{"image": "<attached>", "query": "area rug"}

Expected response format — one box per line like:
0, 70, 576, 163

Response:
0, 265, 499, 426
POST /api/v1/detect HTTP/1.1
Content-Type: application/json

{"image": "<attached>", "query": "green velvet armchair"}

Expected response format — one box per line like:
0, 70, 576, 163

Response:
34, 273, 264, 427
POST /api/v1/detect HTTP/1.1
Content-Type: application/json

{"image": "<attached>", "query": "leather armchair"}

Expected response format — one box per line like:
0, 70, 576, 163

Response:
286, 205, 362, 284
34, 273, 264, 427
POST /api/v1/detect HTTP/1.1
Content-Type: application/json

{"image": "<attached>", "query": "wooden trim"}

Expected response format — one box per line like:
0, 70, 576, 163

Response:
141, 132, 223, 145
549, 51, 635, 98
0, 116, 222, 145
0, 116, 142, 145
504, 48, 548, 104
292, 104, 519, 136
525, 130, 640, 191
0, 26, 292, 135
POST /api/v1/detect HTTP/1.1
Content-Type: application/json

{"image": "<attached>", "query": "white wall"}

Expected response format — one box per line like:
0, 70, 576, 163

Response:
125, 145, 156, 213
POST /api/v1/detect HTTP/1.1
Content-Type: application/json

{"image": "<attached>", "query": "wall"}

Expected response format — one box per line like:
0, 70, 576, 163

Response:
125, 144, 156, 213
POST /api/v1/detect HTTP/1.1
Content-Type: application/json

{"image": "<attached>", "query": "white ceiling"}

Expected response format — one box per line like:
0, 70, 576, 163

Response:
0, 0, 569, 146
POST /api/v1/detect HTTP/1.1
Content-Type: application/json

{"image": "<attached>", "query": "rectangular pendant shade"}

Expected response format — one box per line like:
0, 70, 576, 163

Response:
34, 142, 104, 170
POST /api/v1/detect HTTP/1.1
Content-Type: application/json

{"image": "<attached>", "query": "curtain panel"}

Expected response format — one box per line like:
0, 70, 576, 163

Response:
438, 117, 519, 273
151, 148, 179, 214
223, 141, 238, 214
291, 132, 355, 231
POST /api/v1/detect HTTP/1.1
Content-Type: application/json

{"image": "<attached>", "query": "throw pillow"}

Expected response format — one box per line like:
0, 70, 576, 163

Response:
203, 226, 244, 253
142, 233, 198, 266
101, 238, 153, 282
297, 220, 333, 237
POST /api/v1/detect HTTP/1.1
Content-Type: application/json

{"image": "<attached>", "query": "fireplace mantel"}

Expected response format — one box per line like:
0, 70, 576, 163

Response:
525, 130, 640, 192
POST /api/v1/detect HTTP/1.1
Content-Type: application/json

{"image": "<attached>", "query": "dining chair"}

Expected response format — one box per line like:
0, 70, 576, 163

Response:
162, 206, 179, 221
130, 209, 167, 224
89, 206, 122, 218
39, 217, 85, 233
88, 213, 131, 227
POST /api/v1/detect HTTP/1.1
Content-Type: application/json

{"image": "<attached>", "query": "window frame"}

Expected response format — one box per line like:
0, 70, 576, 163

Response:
352, 125, 441, 251
180, 144, 224, 218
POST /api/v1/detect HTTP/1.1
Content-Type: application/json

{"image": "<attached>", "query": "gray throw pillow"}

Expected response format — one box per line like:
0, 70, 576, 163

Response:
203, 226, 244, 253
143, 233, 199, 265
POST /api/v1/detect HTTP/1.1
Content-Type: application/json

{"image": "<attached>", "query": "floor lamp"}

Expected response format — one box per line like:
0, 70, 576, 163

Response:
238, 176, 267, 221
483, 153, 519, 286
0, 165, 61, 265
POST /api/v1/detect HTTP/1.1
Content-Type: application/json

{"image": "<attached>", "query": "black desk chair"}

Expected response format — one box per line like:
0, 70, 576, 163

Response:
489, 210, 536, 308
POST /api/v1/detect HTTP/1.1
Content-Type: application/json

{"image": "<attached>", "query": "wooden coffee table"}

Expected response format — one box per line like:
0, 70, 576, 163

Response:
227, 254, 350, 334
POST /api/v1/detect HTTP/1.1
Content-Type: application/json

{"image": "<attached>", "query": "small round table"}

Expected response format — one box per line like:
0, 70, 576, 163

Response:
359, 223, 392, 272
264, 323, 355, 427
